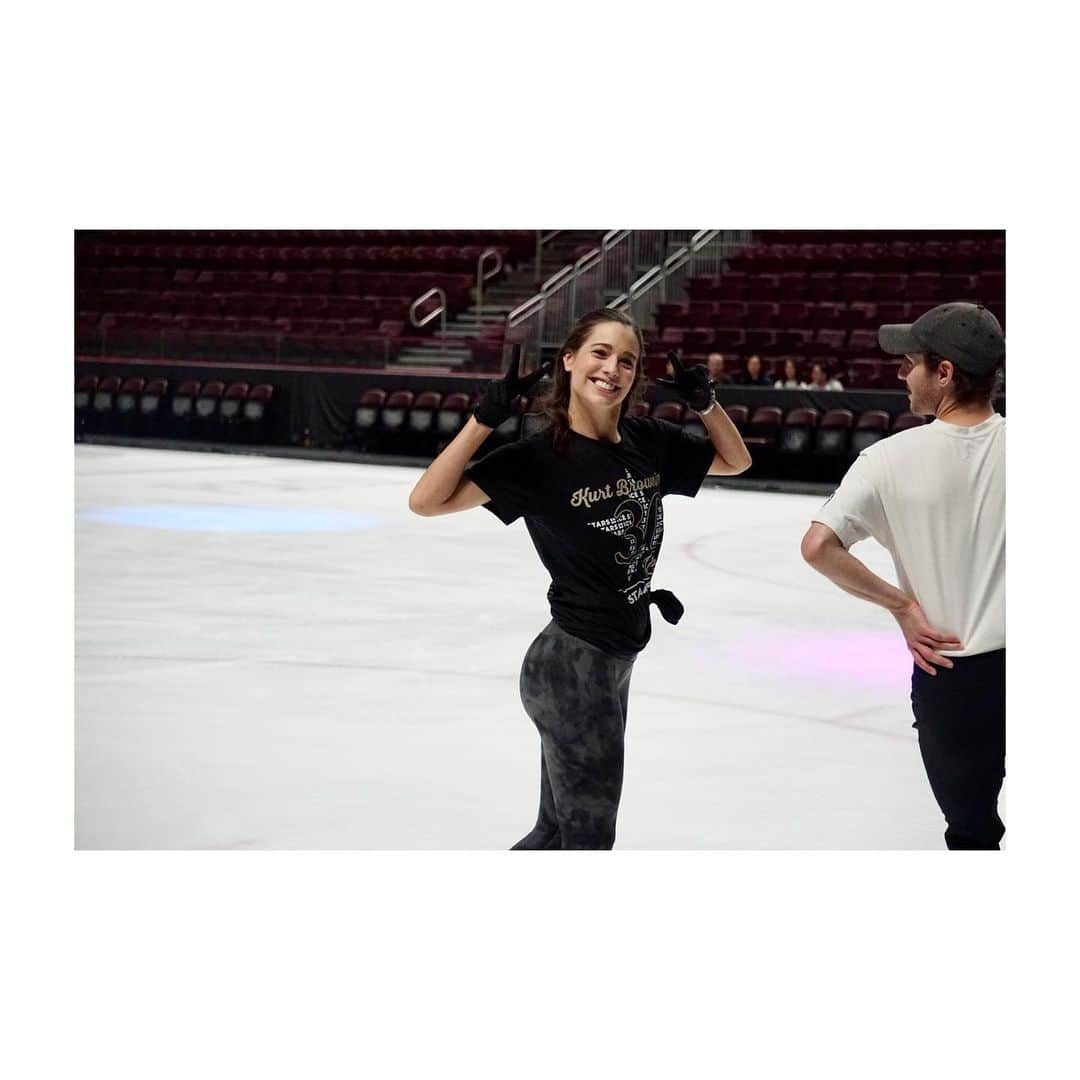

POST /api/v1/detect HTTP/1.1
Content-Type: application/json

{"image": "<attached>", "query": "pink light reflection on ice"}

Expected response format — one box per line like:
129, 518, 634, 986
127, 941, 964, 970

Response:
730, 629, 913, 691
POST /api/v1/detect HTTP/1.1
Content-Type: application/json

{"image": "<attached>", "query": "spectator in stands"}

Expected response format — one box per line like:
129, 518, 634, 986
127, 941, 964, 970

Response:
801, 302, 1005, 850
774, 358, 801, 390
408, 308, 751, 849
740, 354, 772, 387
804, 361, 844, 391
707, 352, 733, 385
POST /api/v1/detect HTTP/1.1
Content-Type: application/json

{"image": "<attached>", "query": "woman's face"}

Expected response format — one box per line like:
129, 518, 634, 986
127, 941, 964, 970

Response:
784, 359, 797, 380
562, 322, 640, 411
811, 364, 826, 385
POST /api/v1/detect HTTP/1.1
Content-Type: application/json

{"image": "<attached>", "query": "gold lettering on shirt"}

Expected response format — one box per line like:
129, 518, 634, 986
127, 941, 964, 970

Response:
570, 473, 659, 508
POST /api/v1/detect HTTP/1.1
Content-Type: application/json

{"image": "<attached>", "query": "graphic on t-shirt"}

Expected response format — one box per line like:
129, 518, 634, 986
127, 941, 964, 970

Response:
586, 468, 664, 606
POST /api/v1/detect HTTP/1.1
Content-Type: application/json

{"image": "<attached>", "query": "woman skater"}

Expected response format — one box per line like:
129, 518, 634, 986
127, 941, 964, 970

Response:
409, 309, 752, 849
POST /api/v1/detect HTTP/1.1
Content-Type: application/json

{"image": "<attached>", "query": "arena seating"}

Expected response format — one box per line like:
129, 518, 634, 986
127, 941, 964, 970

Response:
75, 230, 534, 369
76, 374, 277, 445
137, 378, 170, 435
77, 363, 948, 484
113, 376, 145, 435
75, 374, 98, 436
434, 393, 473, 453
661, 231, 1005, 386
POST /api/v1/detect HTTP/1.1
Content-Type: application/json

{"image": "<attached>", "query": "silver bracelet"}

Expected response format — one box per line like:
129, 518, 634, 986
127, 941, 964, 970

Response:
697, 399, 717, 416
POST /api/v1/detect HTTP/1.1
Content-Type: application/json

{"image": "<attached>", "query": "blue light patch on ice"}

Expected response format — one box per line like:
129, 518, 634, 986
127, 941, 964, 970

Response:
78, 504, 382, 533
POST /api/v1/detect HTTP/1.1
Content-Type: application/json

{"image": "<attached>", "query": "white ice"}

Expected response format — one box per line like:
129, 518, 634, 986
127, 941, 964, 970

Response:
75, 444, 961, 849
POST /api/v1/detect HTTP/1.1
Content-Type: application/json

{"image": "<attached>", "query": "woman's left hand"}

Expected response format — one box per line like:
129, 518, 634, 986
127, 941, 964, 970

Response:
656, 351, 714, 413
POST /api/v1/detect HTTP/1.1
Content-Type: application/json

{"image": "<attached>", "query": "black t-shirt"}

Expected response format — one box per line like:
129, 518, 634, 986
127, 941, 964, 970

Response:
465, 417, 715, 657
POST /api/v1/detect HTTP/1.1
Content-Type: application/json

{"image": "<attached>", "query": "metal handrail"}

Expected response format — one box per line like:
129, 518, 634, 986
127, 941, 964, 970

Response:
534, 230, 561, 282
611, 229, 727, 314
507, 292, 544, 325
602, 228, 631, 249
409, 287, 447, 331
505, 230, 701, 373
568, 246, 603, 323
508, 236, 624, 328
476, 248, 502, 314
540, 263, 575, 294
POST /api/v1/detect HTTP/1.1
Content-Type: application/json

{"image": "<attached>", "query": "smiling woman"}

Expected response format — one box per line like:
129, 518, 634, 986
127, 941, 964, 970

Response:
407, 307, 752, 850
534, 308, 646, 450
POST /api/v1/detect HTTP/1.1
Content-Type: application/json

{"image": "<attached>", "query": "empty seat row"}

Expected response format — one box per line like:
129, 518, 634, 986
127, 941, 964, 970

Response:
76, 374, 275, 443
78, 292, 396, 321
686, 270, 1004, 303
77, 244, 513, 274
78, 229, 535, 252
657, 324, 909, 363
348, 388, 928, 471
655, 298, 1005, 333
79, 268, 475, 298
726, 238, 1004, 274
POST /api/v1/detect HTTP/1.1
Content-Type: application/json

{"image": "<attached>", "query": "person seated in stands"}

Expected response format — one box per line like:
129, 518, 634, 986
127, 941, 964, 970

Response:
740, 354, 772, 387
804, 361, 844, 391
774, 358, 801, 389
707, 352, 733, 385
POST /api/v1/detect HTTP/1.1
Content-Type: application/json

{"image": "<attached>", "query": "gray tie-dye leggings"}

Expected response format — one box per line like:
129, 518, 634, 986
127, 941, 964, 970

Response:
512, 620, 636, 850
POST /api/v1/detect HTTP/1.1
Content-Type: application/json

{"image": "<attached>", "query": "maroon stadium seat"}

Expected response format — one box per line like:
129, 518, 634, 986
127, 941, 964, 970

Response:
815, 409, 854, 455
845, 359, 880, 389
354, 388, 387, 449
380, 390, 415, 439
652, 401, 685, 424
75, 374, 98, 435
808, 273, 839, 302
114, 376, 146, 429
779, 407, 819, 453
407, 390, 444, 451
721, 404, 749, 431
839, 273, 875, 302
892, 412, 929, 433
846, 329, 879, 356
851, 410, 891, 453
978, 270, 1005, 303
907, 273, 943, 303
775, 273, 807, 300
75, 374, 98, 409
746, 405, 783, 446
435, 392, 472, 449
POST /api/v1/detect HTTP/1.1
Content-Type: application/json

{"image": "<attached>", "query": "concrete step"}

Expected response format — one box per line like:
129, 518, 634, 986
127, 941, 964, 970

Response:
394, 349, 471, 369
440, 329, 503, 340
451, 318, 508, 329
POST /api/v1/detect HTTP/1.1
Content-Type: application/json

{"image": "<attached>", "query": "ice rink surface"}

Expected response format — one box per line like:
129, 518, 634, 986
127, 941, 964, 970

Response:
75, 444, 961, 850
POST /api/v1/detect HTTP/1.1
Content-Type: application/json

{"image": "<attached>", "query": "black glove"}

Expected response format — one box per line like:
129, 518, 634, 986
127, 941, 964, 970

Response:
655, 351, 715, 413
473, 354, 551, 429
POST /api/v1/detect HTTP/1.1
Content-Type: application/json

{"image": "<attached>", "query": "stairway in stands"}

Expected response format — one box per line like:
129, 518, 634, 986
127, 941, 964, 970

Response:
393, 230, 608, 370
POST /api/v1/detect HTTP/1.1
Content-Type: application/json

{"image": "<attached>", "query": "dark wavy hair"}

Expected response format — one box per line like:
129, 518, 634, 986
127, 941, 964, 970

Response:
535, 308, 647, 451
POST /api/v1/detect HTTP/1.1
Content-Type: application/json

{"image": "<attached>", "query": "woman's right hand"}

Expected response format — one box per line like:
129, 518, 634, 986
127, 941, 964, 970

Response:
473, 354, 551, 429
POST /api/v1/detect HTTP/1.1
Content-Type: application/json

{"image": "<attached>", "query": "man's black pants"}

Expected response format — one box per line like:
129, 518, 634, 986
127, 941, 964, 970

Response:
910, 648, 1005, 851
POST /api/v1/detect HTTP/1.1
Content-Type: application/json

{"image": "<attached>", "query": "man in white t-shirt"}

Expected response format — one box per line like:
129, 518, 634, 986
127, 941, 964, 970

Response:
801, 302, 1005, 850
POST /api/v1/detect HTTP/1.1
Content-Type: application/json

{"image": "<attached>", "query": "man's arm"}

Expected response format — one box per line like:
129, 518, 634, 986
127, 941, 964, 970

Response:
801, 522, 963, 675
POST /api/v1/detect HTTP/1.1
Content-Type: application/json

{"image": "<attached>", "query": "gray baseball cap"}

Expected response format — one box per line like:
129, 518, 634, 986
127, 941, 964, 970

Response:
878, 302, 1005, 374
